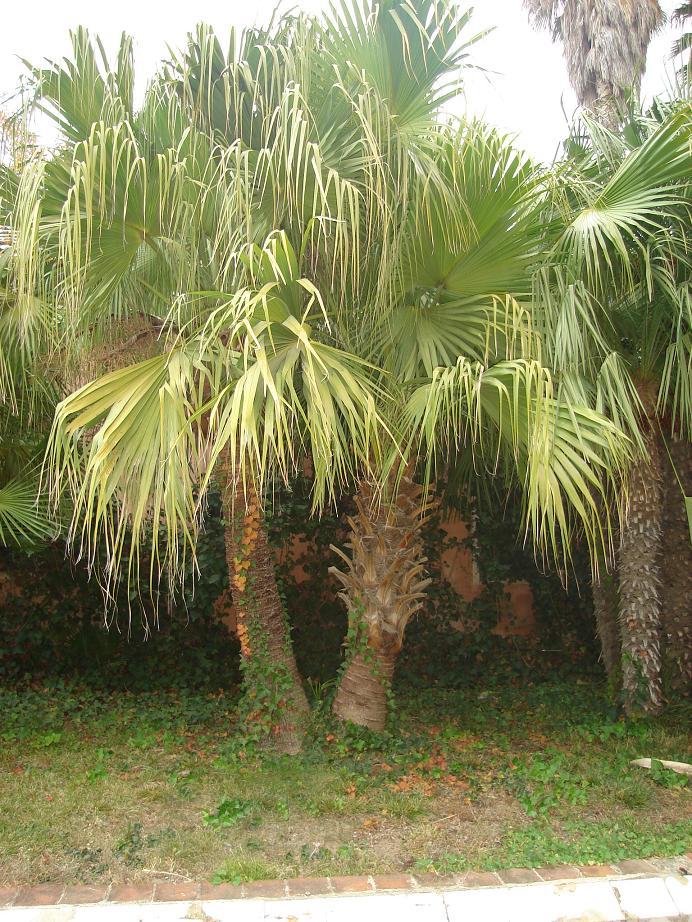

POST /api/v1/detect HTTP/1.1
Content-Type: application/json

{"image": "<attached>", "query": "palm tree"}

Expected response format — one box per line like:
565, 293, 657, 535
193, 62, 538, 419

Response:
330, 471, 435, 729
591, 573, 621, 685
0, 112, 56, 549
671, 2, 691, 83
536, 103, 692, 713
329, 84, 692, 726
660, 435, 692, 694
326, 121, 634, 729
524, 0, 663, 126
0, 415, 54, 549
4, 22, 388, 751
524, 0, 663, 687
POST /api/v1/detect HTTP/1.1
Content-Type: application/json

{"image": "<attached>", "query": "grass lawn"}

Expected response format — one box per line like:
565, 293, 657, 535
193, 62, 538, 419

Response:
1, 678, 690, 888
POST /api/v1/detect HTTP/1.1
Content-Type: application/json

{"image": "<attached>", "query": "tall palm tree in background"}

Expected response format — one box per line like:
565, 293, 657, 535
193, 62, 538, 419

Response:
524, 0, 663, 126
671, 2, 691, 81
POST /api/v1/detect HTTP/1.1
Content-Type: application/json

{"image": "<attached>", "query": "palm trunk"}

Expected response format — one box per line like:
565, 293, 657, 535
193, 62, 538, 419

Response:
618, 426, 664, 715
660, 437, 692, 696
221, 473, 309, 754
332, 651, 397, 730
592, 571, 621, 688
330, 476, 431, 731
591, 80, 620, 129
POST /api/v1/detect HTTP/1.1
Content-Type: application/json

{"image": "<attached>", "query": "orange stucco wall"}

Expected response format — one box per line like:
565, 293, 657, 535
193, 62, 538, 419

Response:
437, 517, 535, 637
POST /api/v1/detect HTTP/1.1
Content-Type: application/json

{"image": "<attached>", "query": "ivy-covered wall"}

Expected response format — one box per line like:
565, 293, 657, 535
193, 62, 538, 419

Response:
0, 481, 597, 689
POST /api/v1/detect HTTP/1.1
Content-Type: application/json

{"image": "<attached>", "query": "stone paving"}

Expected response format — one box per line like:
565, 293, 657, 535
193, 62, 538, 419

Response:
1, 856, 690, 921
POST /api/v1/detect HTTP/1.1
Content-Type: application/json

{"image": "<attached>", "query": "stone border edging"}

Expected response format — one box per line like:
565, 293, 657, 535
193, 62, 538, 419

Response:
1, 854, 689, 908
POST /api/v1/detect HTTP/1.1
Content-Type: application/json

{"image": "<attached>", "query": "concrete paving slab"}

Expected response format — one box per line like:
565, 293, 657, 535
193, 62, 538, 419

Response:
88, 903, 265, 922
262, 898, 329, 922
614, 877, 680, 920
0, 912, 71, 922
236, 892, 447, 922
443, 884, 517, 921
0, 905, 202, 922
444, 880, 626, 922
198, 901, 266, 922
516, 880, 624, 922
664, 874, 692, 916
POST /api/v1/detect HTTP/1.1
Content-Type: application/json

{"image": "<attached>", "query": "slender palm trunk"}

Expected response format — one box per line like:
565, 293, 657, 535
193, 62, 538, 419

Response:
221, 472, 309, 753
330, 477, 431, 731
660, 437, 692, 696
592, 571, 621, 688
618, 426, 664, 715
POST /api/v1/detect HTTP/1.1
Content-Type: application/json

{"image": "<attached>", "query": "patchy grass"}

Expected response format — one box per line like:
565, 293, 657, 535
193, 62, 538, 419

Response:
0, 679, 689, 887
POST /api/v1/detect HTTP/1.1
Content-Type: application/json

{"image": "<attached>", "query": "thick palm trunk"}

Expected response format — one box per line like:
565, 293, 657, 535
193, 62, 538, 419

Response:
618, 427, 664, 715
330, 477, 431, 731
660, 437, 692, 696
332, 651, 397, 729
592, 571, 620, 687
593, 79, 620, 130
221, 474, 309, 753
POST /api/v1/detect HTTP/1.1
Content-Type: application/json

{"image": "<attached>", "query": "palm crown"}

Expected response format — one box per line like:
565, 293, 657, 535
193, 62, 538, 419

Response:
1, 1, 662, 599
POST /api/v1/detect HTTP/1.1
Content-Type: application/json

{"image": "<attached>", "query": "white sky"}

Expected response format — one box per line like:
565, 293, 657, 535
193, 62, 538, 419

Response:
0, 0, 681, 163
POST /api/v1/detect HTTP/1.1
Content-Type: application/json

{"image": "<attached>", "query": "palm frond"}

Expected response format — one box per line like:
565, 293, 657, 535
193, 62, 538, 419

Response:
372, 125, 541, 379
22, 28, 134, 143
403, 357, 630, 572
557, 107, 692, 289
45, 344, 212, 603
196, 234, 387, 509
0, 476, 54, 547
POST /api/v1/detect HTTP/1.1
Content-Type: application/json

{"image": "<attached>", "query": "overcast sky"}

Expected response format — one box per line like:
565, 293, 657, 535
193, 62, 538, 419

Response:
0, 0, 681, 163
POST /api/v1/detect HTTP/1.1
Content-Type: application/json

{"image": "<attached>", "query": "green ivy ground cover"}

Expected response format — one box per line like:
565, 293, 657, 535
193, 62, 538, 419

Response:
1, 679, 689, 887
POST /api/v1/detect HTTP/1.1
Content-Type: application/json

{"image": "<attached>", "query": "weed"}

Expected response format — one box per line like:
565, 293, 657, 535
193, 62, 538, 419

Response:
114, 822, 144, 866
64, 846, 108, 880
611, 780, 653, 809
373, 790, 427, 820
305, 793, 349, 817
203, 798, 253, 829
300, 843, 333, 862
85, 765, 108, 783
272, 798, 290, 819
576, 720, 649, 743
128, 729, 158, 750
211, 856, 279, 884
414, 853, 469, 874
32, 731, 63, 749
510, 751, 589, 817
487, 818, 692, 869
649, 760, 689, 790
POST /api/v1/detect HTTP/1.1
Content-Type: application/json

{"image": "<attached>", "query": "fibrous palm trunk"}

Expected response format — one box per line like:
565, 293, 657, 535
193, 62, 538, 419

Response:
618, 426, 664, 715
592, 570, 621, 688
593, 80, 620, 130
221, 473, 309, 753
660, 437, 692, 697
330, 476, 432, 731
